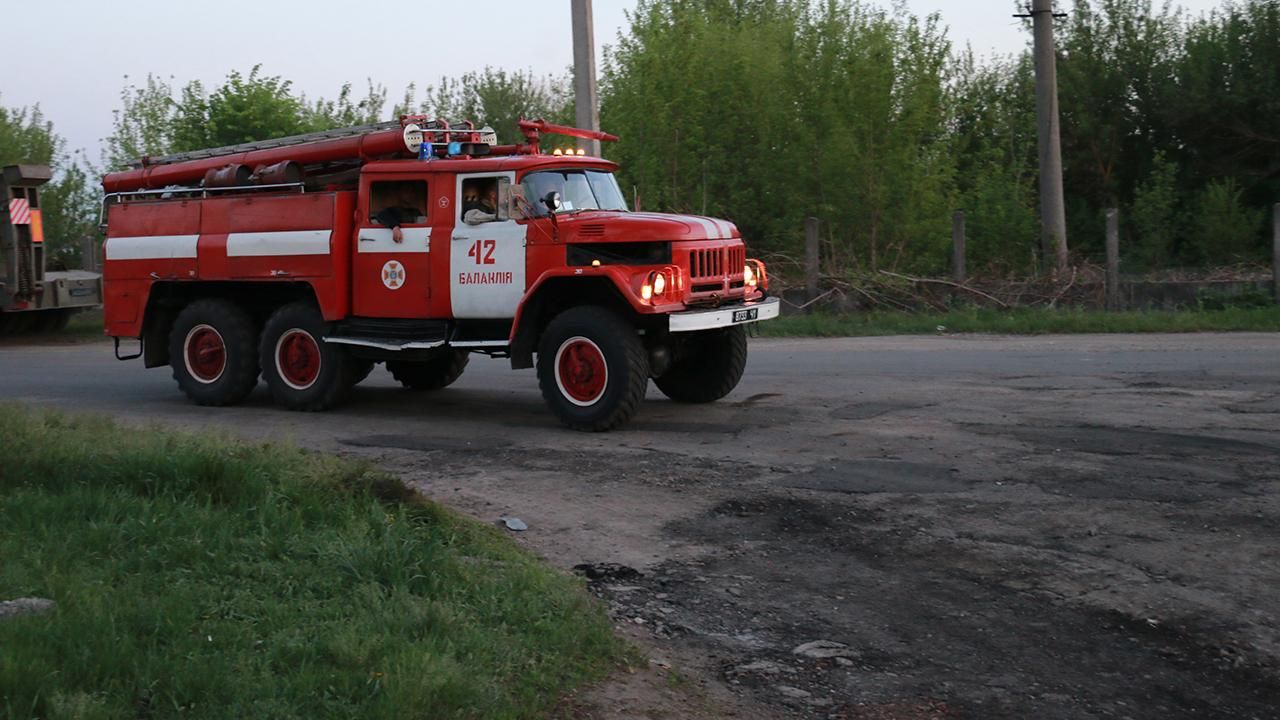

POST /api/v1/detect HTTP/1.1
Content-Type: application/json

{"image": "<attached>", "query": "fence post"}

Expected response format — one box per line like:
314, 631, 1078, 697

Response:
1273, 203, 1279, 304
1105, 208, 1120, 311
951, 210, 966, 284
804, 216, 820, 310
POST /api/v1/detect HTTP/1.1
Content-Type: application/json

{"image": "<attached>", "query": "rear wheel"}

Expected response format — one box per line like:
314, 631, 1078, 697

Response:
537, 306, 649, 431
387, 350, 470, 391
260, 302, 350, 411
654, 326, 748, 403
168, 299, 260, 406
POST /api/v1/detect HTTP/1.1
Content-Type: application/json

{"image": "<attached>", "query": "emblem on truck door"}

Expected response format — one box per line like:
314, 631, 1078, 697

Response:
381, 260, 406, 290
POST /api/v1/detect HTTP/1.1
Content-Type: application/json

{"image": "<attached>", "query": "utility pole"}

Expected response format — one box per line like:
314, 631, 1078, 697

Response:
1030, 0, 1069, 274
571, 0, 601, 157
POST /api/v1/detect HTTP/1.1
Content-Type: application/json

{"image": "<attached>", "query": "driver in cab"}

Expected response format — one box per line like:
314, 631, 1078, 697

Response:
372, 182, 427, 243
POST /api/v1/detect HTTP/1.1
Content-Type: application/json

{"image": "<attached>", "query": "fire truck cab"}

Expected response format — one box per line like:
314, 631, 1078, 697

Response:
101, 117, 778, 431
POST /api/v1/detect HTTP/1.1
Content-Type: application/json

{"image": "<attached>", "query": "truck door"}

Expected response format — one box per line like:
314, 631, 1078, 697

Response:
352, 177, 433, 318
449, 172, 525, 319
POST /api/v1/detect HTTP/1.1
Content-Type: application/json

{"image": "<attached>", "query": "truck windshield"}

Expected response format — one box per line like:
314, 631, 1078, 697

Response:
521, 169, 628, 216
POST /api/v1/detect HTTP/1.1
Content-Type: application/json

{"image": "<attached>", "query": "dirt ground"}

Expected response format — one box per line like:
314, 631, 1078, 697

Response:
1, 333, 1278, 719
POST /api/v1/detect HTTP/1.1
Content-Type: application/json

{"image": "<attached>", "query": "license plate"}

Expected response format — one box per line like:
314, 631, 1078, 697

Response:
732, 308, 758, 323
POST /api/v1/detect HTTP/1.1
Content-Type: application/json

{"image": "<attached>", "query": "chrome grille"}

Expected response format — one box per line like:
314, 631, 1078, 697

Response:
690, 247, 745, 278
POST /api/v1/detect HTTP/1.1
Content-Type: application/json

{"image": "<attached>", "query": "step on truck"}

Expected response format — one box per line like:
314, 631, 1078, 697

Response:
2, 165, 103, 334
100, 117, 779, 430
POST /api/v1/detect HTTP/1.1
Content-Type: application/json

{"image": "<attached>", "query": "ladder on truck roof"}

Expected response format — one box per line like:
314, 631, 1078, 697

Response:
136, 119, 492, 168
137, 121, 403, 167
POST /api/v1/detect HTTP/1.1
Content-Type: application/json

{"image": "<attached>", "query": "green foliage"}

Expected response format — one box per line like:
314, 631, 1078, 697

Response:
103, 75, 177, 170
604, 0, 954, 273
1185, 178, 1265, 261
0, 101, 58, 167
400, 68, 571, 146
1128, 151, 1181, 267
104, 67, 392, 169
1169, 0, 1280, 209
950, 53, 1040, 272
39, 159, 100, 267
0, 405, 621, 719
172, 68, 307, 152
303, 81, 389, 131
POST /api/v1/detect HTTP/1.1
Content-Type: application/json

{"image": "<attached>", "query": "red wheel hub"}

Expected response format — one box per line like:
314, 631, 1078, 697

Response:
555, 337, 608, 406
276, 329, 321, 390
184, 325, 226, 383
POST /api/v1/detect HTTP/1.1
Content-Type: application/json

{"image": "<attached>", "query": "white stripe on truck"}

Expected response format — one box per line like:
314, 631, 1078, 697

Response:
105, 235, 200, 260
226, 230, 331, 257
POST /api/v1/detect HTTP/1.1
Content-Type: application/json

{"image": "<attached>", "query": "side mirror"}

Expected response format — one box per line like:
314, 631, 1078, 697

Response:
542, 191, 562, 213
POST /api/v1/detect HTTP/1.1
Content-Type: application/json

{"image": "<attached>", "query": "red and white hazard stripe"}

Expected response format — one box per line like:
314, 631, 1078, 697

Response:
8, 198, 31, 225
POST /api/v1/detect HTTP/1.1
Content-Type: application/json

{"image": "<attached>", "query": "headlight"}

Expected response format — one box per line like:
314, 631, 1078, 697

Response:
638, 267, 676, 304
743, 263, 757, 288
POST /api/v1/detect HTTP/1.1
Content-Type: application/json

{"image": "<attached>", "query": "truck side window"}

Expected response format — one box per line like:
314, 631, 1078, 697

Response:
461, 177, 509, 225
370, 180, 427, 225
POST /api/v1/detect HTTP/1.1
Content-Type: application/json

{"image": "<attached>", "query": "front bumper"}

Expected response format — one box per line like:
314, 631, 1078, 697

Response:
667, 296, 780, 333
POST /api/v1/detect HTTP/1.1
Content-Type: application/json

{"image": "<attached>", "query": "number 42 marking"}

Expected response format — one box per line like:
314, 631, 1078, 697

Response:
467, 239, 496, 265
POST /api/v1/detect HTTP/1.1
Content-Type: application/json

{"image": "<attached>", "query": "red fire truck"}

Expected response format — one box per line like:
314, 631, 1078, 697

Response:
100, 117, 778, 430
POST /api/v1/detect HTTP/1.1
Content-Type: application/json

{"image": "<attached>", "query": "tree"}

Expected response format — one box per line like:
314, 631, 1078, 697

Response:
1186, 178, 1265, 263
104, 67, 392, 169
401, 68, 571, 145
104, 75, 177, 170
1167, 0, 1280, 211
603, 0, 955, 273
1056, 0, 1183, 257
1128, 151, 1180, 267
949, 52, 1040, 272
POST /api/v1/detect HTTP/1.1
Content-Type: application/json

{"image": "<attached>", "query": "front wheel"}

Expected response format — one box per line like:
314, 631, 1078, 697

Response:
537, 306, 649, 432
259, 302, 351, 411
653, 326, 748, 403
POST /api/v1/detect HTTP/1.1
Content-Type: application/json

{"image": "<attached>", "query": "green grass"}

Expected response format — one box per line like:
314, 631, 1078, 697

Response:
62, 308, 105, 338
757, 306, 1280, 337
0, 309, 104, 345
0, 406, 621, 719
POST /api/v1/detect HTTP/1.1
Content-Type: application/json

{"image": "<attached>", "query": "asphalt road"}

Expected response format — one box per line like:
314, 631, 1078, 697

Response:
4, 333, 1279, 719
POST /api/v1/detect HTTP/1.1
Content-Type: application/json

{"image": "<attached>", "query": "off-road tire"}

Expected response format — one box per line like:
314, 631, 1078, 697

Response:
537, 306, 649, 431
386, 350, 470, 391
259, 302, 351, 411
168, 299, 260, 406
654, 326, 748, 403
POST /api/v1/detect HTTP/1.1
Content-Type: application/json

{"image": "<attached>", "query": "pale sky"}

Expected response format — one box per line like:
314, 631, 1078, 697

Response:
3, 0, 1230, 163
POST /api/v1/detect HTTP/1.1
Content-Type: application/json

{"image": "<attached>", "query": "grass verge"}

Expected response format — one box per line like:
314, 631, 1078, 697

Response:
757, 306, 1280, 337
0, 405, 621, 719
62, 308, 105, 339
